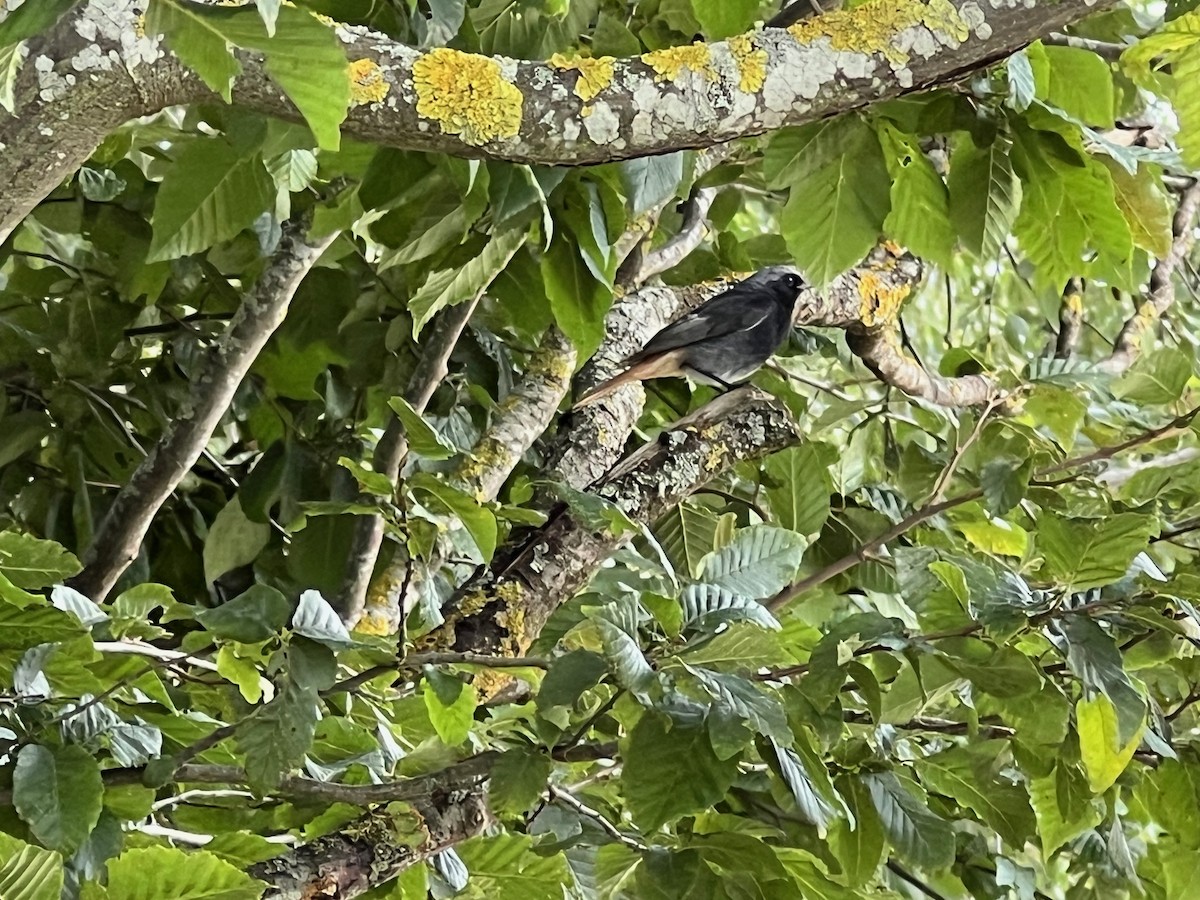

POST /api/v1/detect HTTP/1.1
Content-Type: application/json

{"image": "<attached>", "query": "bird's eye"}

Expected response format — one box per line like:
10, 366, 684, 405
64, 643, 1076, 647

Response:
787, 274, 803, 289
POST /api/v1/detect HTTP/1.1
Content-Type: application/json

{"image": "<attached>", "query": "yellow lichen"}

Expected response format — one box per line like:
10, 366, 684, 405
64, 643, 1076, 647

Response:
704, 444, 725, 472
134, 13, 146, 37
548, 52, 616, 102
642, 43, 714, 82
881, 239, 904, 257
349, 58, 389, 107
858, 272, 911, 326
412, 48, 523, 145
311, 11, 336, 26
355, 609, 393, 636
1064, 292, 1084, 316
728, 34, 767, 94
788, 0, 969, 66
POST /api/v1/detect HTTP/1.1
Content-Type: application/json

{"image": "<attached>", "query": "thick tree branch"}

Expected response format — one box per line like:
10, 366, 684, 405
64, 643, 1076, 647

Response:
67, 218, 337, 602
626, 186, 718, 285
339, 298, 482, 625
2, 0, 1116, 239
1103, 180, 1200, 374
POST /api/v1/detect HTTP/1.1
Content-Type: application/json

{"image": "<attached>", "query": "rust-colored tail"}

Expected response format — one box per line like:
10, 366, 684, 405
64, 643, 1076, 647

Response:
571, 351, 685, 410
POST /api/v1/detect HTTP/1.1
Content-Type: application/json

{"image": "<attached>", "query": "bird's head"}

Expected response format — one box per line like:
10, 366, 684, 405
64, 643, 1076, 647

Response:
739, 266, 807, 307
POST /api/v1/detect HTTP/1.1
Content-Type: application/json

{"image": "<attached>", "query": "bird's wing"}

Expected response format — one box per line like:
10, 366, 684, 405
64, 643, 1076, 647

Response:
629, 289, 775, 361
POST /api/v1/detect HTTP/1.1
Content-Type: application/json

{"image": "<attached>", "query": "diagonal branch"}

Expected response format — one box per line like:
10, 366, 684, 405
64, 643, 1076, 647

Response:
67, 218, 337, 602
1103, 180, 1200, 374
338, 298, 482, 625
845, 327, 1000, 407
622, 185, 718, 287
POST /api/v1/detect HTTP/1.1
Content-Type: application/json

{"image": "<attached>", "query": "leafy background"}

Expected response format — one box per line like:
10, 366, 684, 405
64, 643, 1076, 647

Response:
3, 0, 1200, 897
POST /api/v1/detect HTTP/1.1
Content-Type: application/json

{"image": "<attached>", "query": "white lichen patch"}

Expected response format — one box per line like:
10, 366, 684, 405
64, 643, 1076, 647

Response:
582, 101, 620, 144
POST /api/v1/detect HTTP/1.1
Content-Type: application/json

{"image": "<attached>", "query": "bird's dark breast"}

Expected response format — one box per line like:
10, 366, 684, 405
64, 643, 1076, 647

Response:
679, 313, 791, 384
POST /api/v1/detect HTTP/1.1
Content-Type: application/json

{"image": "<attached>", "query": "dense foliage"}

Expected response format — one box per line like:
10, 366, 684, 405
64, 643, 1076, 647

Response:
4, 0, 1200, 898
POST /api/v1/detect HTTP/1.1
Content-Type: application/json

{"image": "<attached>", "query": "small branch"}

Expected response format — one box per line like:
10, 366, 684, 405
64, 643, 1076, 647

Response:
888, 861, 949, 900
627, 185, 717, 285
925, 397, 1003, 506
67, 217, 337, 602
1043, 32, 1128, 61
547, 785, 647, 851
768, 406, 1200, 611
845, 327, 1000, 407
339, 296, 482, 626
324, 651, 552, 697
1103, 181, 1200, 374
1055, 277, 1084, 359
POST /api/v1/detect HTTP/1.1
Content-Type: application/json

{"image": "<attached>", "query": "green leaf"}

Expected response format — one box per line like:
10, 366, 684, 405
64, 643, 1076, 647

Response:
655, 502, 723, 578
1030, 44, 1116, 127
410, 227, 527, 336
148, 139, 274, 261
217, 646, 264, 703
1029, 765, 1103, 856
980, 456, 1033, 516
829, 777, 885, 886
0, 831, 63, 900
101, 846, 264, 899
535, 649, 607, 730
681, 582, 779, 632
879, 124, 955, 267
454, 833, 571, 900
1114, 346, 1194, 405
544, 481, 638, 538
697, 525, 806, 600
0, 0, 76, 46
947, 134, 1022, 261
1101, 158, 1173, 257
291, 589, 354, 649
767, 737, 841, 836
623, 716, 740, 830
203, 495, 271, 584
422, 669, 476, 745
761, 445, 832, 536
488, 748, 552, 816
387, 397, 457, 460
1078, 693, 1145, 793
686, 667, 792, 744
594, 597, 656, 696
1038, 512, 1156, 591
236, 679, 320, 790
409, 474, 498, 562
415, 0, 466, 47
865, 772, 955, 870
779, 121, 891, 286
0, 531, 82, 589
196, 584, 291, 642
0, 42, 22, 115
1175, 43, 1200, 169
920, 744, 1036, 846
13, 745, 103, 854
146, 1, 349, 149
542, 233, 612, 359
336, 457, 394, 497
618, 153, 684, 215
0, 603, 87, 650
690, 0, 758, 39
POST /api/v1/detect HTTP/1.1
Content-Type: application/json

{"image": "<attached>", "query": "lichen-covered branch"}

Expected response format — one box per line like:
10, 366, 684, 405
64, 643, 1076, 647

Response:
339, 299, 482, 625
2, 0, 1115, 239
626, 185, 718, 285
846, 327, 1000, 406
436, 389, 801, 662
67, 219, 337, 602
1056, 277, 1084, 359
1103, 180, 1200, 374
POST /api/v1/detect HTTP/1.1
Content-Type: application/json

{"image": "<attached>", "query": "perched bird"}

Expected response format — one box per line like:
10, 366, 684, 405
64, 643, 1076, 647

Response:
572, 267, 806, 410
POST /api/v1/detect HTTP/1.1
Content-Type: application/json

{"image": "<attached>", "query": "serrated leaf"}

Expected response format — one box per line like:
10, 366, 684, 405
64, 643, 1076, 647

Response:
13, 745, 103, 854
920, 745, 1036, 846
148, 139, 274, 261
535, 649, 607, 729
618, 153, 684, 215
422, 670, 476, 745
595, 598, 656, 696
1114, 346, 1194, 404
1030, 44, 1115, 128
102, 846, 264, 899
291, 589, 354, 648
697, 525, 806, 600
879, 124, 955, 267
0, 604, 87, 650
1007, 49, 1036, 111
411, 227, 526, 336
0, 532, 82, 590
980, 456, 1033, 515
203, 495, 271, 584
769, 740, 840, 837
1175, 43, 1200, 168
761, 444, 831, 536
1029, 765, 1103, 856
865, 772, 955, 870
0, 830, 63, 900
454, 832, 571, 900
623, 716, 740, 830
829, 777, 885, 887
1039, 512, 1155, 591
488, 748, 552, 816
409, 473, 497, 562
686, 667, 792, 744
780, 124, 891, 286
388, 397, 457, 460
146, 1, 349, 149
680, 583, 779, 632
947, 134, 1021, 261
690, 0, 758, 39
655, 502, 722, 578
1101, 158, 1173, 257
237, 679, 320, 789
543, 233, 611, 359
196, 584, 291, 642
1078, 693, 1145, 793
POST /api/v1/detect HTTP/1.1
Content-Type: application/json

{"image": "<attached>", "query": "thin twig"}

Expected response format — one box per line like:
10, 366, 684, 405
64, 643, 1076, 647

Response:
925, 396, 1003, 506
548, 785, 647, 850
